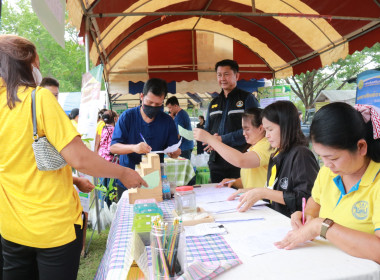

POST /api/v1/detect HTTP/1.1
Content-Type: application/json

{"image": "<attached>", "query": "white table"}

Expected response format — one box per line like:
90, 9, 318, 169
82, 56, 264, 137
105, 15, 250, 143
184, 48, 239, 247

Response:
196, 184, 380, 280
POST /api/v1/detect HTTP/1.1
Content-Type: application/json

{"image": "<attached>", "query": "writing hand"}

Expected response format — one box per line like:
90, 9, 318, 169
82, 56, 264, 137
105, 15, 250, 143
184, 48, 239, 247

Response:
134, 142, 151, 154
274, 218, 323, 250
291, 211, 314, 230
217, 178, 235, 188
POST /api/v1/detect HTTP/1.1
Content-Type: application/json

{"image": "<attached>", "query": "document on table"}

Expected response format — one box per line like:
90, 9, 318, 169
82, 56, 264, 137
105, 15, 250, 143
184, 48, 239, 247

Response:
194, 187, 236, 204
202, 199, 268, 214
151, 138, 182, 153
184, 223, 227, 237
227, 227, 291, 257
178, 125, 194, 140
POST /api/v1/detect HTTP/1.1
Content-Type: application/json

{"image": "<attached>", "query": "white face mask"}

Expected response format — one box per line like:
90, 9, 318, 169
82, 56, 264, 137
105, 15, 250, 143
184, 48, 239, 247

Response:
32, 65, 42, 85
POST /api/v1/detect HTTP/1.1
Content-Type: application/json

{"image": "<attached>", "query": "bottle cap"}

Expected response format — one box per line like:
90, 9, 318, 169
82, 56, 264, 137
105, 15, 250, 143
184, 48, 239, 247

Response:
176, 186, 193, 192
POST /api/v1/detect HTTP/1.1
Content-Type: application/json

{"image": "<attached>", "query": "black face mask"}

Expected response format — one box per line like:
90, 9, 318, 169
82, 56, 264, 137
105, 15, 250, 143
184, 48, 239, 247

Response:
142, 104, 162, 119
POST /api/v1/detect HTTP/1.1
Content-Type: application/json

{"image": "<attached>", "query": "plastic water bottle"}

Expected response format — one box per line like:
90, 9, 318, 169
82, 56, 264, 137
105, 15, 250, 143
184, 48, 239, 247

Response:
162, 175, 171, 200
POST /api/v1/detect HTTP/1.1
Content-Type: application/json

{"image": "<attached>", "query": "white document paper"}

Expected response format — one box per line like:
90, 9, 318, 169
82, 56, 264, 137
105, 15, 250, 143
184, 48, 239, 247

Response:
184, 223, 227, 237
194, 186, 237, 204
227, 227, 291, 257
178, 125, 194, 140
202, 199, 268, 214
151, 138, 182, 154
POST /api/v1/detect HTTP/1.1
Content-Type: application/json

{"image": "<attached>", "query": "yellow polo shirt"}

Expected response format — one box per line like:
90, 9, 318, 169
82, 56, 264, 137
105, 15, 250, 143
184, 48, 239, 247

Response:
97, 120, 105, 136
312, 162, 380, 234
241, 137, 273, 188
0, 85, 82, 248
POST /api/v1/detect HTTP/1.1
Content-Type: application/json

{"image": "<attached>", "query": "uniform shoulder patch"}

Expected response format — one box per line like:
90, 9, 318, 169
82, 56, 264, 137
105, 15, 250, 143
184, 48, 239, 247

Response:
236, 100, 244, 108
212, 104, 218, 108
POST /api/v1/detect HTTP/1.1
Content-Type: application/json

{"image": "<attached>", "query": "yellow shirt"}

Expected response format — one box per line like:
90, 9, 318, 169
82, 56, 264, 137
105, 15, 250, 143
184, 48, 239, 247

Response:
96, 120, 105, 136
71, 119, 78, 131
312, 162, 380, 234
241, 137, 273, 189
0, 85, 82, 248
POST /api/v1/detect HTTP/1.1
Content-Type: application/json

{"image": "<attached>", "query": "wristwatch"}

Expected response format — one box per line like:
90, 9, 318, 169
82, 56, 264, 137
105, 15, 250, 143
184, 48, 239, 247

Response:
320, 218, 334, 239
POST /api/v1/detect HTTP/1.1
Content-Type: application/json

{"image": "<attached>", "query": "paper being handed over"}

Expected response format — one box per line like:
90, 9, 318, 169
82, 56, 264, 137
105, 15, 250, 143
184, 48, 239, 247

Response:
151, 138, 182, 154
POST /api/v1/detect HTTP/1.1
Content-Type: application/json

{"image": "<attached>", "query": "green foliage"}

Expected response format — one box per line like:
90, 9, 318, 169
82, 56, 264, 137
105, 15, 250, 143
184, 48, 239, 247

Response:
284, 43, 380, 109
0, 0, 86, 92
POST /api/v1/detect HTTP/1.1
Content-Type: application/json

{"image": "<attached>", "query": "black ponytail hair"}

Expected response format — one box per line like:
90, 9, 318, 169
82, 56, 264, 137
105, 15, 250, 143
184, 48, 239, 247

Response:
310, 102, 380, 162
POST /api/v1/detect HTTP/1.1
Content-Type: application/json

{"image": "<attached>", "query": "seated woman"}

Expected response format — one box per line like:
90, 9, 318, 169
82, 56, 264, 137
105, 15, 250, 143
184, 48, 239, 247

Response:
194, 108, 273, 189
229, 101, 320, 216
275, 102, 380, 264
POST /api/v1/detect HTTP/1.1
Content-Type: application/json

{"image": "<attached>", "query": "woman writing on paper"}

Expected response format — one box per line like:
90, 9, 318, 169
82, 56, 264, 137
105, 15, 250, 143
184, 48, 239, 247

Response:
0, 35, 147, 279
194, 108, 273, 189
229, 101, 319, 216
275, 102, 380, 264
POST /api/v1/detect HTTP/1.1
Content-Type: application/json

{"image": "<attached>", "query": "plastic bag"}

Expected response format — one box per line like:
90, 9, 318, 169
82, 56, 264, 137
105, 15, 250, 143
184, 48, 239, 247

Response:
191, 153, 210, 167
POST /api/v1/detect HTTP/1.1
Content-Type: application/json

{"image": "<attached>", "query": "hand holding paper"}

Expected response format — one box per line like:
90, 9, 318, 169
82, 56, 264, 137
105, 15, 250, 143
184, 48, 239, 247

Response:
151, 138, 182, 154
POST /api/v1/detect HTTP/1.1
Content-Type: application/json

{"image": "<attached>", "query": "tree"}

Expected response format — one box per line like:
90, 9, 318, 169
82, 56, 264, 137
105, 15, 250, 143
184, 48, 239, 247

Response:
0, 0, 87, 92
284, 43, 380, 109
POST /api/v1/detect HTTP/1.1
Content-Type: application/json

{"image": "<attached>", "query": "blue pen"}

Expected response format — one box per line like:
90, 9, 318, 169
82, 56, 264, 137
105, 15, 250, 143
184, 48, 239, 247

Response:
140, 133, 147, 144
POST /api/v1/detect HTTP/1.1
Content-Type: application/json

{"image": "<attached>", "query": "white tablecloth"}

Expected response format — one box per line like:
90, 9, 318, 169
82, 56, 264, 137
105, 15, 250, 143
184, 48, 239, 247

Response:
197, 184, 380, 280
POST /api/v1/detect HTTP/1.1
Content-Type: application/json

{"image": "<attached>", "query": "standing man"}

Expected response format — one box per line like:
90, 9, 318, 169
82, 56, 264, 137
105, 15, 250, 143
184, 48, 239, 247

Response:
110, 78, 181, 198
165, 96, 194, 160
204, 59, 260, 183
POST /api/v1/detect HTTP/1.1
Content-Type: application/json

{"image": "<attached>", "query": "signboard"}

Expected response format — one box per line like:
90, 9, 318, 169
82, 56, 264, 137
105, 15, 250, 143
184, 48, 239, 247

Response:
77, 64, 104, 150
32, 0, 65, 48
258, 85, 292, 108
356, 70, 380, 107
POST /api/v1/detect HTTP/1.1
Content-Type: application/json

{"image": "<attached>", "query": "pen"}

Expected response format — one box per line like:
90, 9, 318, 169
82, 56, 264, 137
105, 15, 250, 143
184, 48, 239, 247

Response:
302, 197, 306, 225
140, 133, 147, 144
218, 179, 236, 186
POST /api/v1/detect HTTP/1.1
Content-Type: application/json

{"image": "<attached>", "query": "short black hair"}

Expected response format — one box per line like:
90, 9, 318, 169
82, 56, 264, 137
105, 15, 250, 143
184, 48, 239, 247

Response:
262, 101, 307, 152
69, 108, 79, 120
165, 96, 179, 106
40, 77, 59, 88
143, 78, 168, 98
215, 59, 239, 73
310, 102, 380, 162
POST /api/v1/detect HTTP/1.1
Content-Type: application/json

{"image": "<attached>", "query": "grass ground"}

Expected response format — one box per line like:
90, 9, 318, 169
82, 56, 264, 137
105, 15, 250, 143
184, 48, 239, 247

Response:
77, 227, 109, 280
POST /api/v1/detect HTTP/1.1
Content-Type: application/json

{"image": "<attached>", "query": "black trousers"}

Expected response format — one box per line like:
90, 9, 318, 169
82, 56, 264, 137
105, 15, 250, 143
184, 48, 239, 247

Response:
209, 153, 241, 183
1, 224, 83, 280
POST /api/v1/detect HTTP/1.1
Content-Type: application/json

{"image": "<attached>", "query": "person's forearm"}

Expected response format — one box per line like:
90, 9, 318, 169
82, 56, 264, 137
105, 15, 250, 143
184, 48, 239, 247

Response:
323, 221, 380, 264
305, 197, 321, 218
110, 143, 137, 155
261, 188, 285, 204
207, 137, 260, 168
62, 137, 129, 179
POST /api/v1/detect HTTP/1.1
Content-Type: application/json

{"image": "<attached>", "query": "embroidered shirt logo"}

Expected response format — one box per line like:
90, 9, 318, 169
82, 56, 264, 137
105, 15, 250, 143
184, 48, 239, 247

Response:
236, 100, 244, 108
212, 104, 218, 108
352, 200, 369, 220
279, 177, 288, 190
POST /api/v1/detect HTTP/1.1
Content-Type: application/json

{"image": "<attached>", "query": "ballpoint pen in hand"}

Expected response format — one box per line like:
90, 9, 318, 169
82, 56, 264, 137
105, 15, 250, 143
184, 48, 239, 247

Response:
302, 197, 306, 225
217, 179, 236, 187
139, 133, 147, 144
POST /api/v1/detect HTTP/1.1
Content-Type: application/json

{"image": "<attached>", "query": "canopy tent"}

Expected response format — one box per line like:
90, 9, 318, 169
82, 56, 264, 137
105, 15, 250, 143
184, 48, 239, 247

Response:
67, 0, 380, 95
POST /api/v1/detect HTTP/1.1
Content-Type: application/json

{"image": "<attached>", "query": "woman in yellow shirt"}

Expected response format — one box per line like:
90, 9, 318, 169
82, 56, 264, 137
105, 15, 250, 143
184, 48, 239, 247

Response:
276, 102, 380, 264
194, 108, 273, 189
0, 35, 147, 279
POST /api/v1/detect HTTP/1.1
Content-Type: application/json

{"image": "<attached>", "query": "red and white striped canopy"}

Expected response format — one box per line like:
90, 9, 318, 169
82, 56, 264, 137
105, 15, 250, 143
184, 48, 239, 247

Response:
67, 0, 380, 94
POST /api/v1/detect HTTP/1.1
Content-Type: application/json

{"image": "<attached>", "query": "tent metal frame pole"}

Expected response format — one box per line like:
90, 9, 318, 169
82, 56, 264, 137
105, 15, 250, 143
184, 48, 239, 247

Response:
88, 11, 380, 22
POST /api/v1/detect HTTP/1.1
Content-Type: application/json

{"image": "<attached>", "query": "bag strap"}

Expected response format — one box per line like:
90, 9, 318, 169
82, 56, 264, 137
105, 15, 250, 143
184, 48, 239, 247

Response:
31, 89, 38, 140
